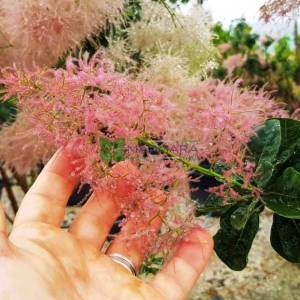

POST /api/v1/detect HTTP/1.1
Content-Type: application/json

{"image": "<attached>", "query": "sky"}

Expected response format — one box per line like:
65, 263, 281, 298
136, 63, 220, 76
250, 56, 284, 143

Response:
202, 0, 266, 27
183, 0, 295, 37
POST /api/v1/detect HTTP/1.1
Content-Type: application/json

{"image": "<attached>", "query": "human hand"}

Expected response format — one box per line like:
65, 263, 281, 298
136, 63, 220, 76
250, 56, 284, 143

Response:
0, 149, 213, 300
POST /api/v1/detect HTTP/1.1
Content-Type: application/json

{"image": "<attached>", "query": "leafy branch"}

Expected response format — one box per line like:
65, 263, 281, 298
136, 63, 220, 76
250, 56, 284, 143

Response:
137, 136, 255, 193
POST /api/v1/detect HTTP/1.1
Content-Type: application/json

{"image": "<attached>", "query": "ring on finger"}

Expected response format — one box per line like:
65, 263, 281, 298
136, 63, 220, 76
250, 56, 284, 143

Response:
109, 253, 137, 276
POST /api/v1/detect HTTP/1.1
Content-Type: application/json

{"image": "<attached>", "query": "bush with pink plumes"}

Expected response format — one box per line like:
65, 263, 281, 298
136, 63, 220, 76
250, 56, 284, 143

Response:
1, 0, 300, 272
0, 51, 290, 259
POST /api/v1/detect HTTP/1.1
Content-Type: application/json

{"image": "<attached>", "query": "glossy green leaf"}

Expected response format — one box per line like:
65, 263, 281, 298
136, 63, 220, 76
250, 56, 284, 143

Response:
195, 194, 235, 216
249, 118, 300, 188
214, 202, 260, 271
263, 167, 300, 219
249, 119, 281, 187
276, 118, 300, 165
271, 214, 300, 263
230, 200, 258, 230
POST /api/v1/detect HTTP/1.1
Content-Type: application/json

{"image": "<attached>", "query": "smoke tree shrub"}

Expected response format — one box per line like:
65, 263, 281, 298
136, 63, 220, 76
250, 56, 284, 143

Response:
0, 0, 300, 271
0, 0, 216, 176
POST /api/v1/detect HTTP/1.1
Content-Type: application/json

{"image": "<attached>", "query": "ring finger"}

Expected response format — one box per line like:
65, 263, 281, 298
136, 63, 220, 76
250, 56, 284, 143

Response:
106, 189, 167, 272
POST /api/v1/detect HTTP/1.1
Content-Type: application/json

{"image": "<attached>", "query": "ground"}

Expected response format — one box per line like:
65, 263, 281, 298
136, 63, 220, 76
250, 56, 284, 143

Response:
190, 213, 300, 300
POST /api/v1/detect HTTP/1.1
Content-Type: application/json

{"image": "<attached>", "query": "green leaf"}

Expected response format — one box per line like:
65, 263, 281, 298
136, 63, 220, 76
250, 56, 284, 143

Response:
263, 167, 300, 219
140, 255, 164, 276
113, 138, 125, 162
195, 194, 234, 216
249, 119, 281, 187
230, 200, 258, 230
249, 118, 300, 218
100, 138, 113, 163
100, 138, 125, 164
276, 118, 300, 165
0, 96, 17, 124
249, 118, 300, 187
271, 214, 300, 263
214, 202, 260, 271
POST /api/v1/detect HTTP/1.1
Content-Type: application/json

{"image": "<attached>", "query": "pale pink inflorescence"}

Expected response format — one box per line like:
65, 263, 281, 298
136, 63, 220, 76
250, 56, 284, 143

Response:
260, 0, 300, 20
0, 53, 192, 253
223, 54, 246, 75
0, 0, 123, 68
167, 79, 287, 195
218, 43, 231, 54
1, 53, 287, 253
1, 53, 171, 181
0, 113, 56, 175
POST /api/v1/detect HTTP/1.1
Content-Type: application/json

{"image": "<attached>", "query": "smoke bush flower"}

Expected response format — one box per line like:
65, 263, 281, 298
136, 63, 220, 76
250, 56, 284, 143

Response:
167, 79, 287, 190
218, 43, 231, 54
107, 1, 216, 78
0, 53, 287, 253
1, 53, 189, 252
0, 113, 55, 175
0, 0, 123, 68
260, 0, 300, 20
1, 53, 171, 183
223, 54, 246, 75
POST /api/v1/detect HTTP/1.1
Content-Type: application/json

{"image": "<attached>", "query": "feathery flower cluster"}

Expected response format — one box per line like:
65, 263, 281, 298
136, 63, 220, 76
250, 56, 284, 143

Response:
0, 113, 56, 175
223, 54, 246, 75
1, 54, 171, 181
167, 79, 287, 192
107, 1, 216, 78
0, 0, 123, 68
260, 0, 300, 20
0, 53, 287, 252
1, 52, 195, 252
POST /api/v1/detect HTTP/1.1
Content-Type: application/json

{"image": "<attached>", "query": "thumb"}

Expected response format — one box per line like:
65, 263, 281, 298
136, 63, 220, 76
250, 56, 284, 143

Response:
150, 228, 213, 300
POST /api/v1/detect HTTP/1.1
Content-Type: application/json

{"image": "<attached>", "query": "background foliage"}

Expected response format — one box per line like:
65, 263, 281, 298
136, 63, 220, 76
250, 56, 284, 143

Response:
212, 19, 300, 112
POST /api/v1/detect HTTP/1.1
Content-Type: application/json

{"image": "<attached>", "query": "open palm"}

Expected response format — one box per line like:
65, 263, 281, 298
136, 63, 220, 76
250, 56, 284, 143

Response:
0, 149, 213, 300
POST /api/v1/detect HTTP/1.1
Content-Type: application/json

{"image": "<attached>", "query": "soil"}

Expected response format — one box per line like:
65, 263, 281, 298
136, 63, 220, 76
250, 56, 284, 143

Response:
190, 213, 300, 300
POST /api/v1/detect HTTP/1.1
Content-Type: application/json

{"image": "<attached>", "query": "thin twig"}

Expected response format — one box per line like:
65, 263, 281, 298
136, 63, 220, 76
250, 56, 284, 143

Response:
137, 137, 255, 193
3, 209, 13, 224
157, 0, 182, 28
0, 166, 19, 215
11, 168, 29, 193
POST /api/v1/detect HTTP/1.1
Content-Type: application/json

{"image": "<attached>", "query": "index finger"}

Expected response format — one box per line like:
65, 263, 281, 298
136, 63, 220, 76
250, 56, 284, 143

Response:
13, 148, 80, 229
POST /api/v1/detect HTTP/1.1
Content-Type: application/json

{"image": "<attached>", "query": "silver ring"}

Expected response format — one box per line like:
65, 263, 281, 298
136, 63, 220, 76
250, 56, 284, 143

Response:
109, 253, 137, 276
